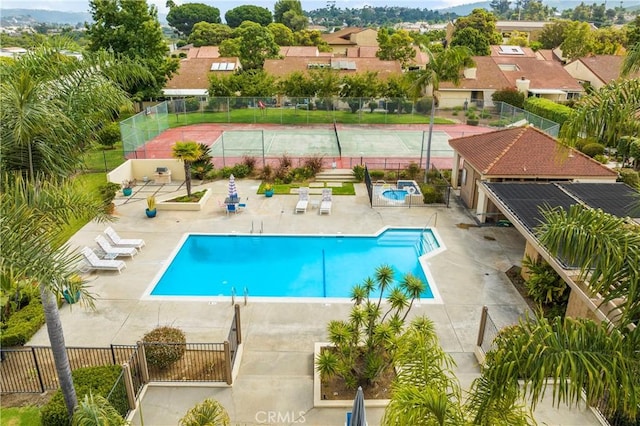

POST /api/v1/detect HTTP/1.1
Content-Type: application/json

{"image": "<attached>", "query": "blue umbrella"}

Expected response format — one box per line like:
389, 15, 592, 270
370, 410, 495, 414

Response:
350, 386, 366, 426
228, 174, 238, 200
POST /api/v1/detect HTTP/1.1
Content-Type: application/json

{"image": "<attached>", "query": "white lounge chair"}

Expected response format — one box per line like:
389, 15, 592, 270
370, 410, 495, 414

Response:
95, 235, 138, 259
295, 187, 309, 214
104, 226, 145, 249
319, 188, 332, 215
80, 247, 126, 274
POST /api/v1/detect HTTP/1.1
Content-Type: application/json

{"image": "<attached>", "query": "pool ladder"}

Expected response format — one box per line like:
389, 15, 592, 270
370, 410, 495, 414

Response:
250, 221, 264, 234
231, 286, 249, 306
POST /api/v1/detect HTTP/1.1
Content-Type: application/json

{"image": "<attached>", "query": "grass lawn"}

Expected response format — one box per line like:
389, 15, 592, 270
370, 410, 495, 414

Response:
81, 142, 126, 173
0, 406, 41, 426
168, 109, 454, 127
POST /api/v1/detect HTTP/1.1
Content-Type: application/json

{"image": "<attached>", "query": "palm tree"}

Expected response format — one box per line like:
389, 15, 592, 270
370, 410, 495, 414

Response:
622, 42, 640, 77
1, 174, 108, 417
179, 398, 230, 426
72, 391, 127, 426
467, 316, 640, 424
0, 42, 146, 418
409, 46, 474, 181
560, 78, 640, 148
172, 141, 203, 197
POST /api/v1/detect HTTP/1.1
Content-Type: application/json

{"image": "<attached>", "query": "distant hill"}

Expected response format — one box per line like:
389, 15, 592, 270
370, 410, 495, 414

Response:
0, 9, 92, 25
439, 0, 640, 14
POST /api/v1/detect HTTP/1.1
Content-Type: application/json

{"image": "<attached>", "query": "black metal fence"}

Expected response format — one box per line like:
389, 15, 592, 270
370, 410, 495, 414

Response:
1, 304, 243, 393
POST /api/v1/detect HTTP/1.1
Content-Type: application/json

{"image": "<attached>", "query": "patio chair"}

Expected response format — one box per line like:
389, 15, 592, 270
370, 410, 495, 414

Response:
319, 188, 332, 215
226, 203, 239, 215
295, 187, 309, 214
104, 226, 145, 249
95, 235, 138, 259
80, 247, 126, 274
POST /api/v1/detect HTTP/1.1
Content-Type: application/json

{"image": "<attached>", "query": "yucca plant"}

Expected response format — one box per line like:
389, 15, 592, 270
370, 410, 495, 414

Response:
179, 398, 230, 426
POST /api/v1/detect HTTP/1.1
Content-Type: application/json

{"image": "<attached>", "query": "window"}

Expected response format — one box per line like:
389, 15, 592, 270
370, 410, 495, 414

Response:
498, 64, 519, 71
498, 45, 525, 55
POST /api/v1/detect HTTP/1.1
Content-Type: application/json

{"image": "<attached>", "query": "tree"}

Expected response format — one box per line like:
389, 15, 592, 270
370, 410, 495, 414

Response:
451, 27, 491, 56
592, 27, 626, 55
561, 79, 640, 149
166, 2, 221, 36
376, 28, 416, 68
453, 8, 502, 45
187, 22, 232, 47
276, 71, 316, 98
519, 0, 553, 20
490, 0, 512, 18
220, 21, 279, 70
539, 19, 571, 49
225, 5, 273, 28
180, 398, 230, 426
294, 29, 331, 52
232, 69, 277, 97
267, 22, 294, 46
340, 72, 382, 112
560, 20, 595, 62
274, 0, 307, 31
622, 42, 640, 77
86, 0, 178, 101
172, 141, 202, 197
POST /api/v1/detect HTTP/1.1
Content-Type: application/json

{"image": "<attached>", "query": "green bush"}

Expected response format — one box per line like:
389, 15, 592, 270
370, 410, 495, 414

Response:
619, 168, 640, 188
491, 87, 525, 109
523, 97, 573, 126
97, 122, 121, 148
231, 163, 250, 178
1, 299, 45, 347
369, 170, 385, 179
142, 326, 186, 369
581, 142, 605, 158
594, 154, 609, 164
41, 365, 126, 426
352, 165, 365, 181
522, 257, 569, 308
420, 184, 445, 204
184, 97, 201, 112
368, 101, 377, 113
401, 101, 414, 114
489, 119, 511, 127
414, 97, 433, 114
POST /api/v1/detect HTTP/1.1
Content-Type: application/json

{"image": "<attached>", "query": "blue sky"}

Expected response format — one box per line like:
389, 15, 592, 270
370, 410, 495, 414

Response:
0, 0, 470, 15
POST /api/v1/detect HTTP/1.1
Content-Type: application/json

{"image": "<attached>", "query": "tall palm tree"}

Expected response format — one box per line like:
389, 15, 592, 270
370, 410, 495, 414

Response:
172, 141, 203, 197
0, 42, 147, 418
409, 46, 474, 181
1, 174, 108, 417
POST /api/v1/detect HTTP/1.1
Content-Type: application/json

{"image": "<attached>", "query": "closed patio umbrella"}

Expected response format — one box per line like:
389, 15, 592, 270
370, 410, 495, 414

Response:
350, 386, 366, 426
228, 174, 238, 200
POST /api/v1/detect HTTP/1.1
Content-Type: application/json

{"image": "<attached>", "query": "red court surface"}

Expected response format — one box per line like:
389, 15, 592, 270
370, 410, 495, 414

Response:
132, 123, 493, 170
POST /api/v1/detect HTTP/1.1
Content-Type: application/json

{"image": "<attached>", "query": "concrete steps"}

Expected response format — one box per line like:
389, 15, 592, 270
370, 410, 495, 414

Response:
315, 169, 357, 183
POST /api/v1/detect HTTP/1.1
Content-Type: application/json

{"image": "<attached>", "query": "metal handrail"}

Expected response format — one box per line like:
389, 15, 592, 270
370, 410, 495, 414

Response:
243, 287, 248, 306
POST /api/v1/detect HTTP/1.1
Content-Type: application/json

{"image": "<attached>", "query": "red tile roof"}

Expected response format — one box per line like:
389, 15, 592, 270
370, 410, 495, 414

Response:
165, 58, 238, 90
279, 46, 321, 57
186, 46, 220, 59
574, 55, 640, 83
449, 126, 618, 178
263, 56, 401, 80
440, 57, 511, 90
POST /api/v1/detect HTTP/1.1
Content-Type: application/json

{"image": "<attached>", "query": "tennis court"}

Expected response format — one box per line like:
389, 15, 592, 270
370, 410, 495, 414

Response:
132, 123, 491, 170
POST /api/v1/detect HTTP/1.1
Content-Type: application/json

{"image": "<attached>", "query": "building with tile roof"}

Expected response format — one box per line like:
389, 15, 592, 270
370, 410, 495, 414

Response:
564, 55, 639, 90
448, 126, 617, 218
263, 56, 401, 80
437, 45, 583, 109
321, 27, 379, 55
163, 57, 240, 97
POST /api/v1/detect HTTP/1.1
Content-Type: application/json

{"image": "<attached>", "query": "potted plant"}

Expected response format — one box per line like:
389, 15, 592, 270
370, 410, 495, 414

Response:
264, 183, 274, 197
122, 179, 135, 196
146, 195, 157, 218
63, 274, 82, 304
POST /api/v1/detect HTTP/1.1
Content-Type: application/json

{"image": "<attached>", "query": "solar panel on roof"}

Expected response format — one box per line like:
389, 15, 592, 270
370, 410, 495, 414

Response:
558, 183, 639, 219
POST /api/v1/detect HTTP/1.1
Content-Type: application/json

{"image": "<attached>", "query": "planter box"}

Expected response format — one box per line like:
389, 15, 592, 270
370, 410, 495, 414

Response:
157, 189, 211, 211
313, 342, 390, 408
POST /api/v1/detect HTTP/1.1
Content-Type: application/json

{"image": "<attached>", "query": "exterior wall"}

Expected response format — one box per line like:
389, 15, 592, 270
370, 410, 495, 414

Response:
439, 90, 472, 109
564, 60, 603, 90
536, 92, 568, 102
459, 161, 481, 208
107, 159, 186, 184
521, 240, 542, 280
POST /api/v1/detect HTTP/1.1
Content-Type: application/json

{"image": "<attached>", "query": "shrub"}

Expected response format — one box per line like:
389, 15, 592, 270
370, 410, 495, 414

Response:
420, 185, 445, 204
619, 168, 640, 188
523, 97, 573, 126
231, 163, 250, 178
352, 165, 365, 181
97, 122, 121, 148
581, 142, 605, 158
522, 257, 569, 307
594, 154, 609, 164
414, 97, 433, 114
491, 87, 525, 109
368, 101, 377, 113
184, 97, 200, 112
180, 398, 230, 426
401, 101, 414, 114
242, 155, 257, 173
302, 156, 323, 176
369, 170, 385, 179
219, 167, 234, 179
142, 326, 186, 369
1, 299, 45, 347
259, 164, 273, 181
98, 182, 121, 214
41, 365, 126, 426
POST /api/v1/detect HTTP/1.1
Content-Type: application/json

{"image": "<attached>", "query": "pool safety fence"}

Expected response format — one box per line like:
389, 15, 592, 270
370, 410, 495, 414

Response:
365, 169, 451, 208
0, 305, 243, 394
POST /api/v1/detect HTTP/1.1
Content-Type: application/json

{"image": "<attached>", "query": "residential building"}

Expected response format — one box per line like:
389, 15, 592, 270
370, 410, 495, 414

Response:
263, 56, 401, 81
564, 54, 639, 90
162, 57, 241, 98
321, 27, 379, 55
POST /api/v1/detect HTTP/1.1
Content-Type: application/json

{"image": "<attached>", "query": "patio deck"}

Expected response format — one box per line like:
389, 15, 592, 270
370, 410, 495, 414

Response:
27, 178, 600, 425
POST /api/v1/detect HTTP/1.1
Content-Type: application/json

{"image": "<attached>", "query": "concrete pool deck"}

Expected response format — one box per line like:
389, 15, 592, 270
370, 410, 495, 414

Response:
28, 178, 600, 425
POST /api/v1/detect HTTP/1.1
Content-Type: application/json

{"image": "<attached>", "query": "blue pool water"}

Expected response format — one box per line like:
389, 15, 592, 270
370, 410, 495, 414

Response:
382, 189, 409, 200
150, 228, 441, 299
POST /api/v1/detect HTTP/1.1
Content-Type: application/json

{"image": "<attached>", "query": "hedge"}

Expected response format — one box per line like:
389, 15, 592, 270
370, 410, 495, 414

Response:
41, 365, 127, 426
0, 299, 45, 347
523, 97, 573, 126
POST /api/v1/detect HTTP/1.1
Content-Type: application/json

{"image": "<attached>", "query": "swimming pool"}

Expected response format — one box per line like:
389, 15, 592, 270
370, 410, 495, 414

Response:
145, 227, 444, 302
382, 189, 409, 200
